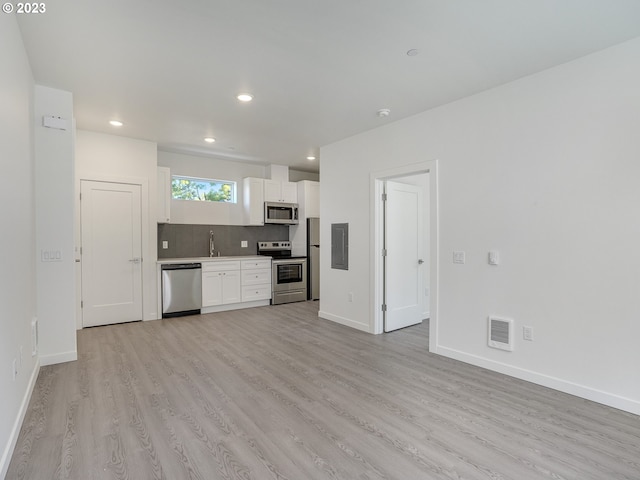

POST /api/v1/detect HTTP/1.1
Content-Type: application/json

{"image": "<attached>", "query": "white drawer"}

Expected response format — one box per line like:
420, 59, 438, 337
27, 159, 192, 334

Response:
241, 284, 272, 302
242, 269, 271, 286
241, 258, 271, 270
202, 260, 241, 272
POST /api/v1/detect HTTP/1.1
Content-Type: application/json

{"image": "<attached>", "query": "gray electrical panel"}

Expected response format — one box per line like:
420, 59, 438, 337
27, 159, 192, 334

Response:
331, 223, 348, 270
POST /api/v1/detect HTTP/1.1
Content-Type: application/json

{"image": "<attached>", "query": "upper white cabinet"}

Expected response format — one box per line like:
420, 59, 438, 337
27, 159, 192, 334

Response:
243, 177, 265, 226
290, 180, 320, 256
298, 180, 319, 218
157, 167, 171, 223
264, 179, 297, 203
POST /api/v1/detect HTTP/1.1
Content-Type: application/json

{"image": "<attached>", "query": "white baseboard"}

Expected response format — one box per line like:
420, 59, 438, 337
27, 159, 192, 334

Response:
202, 300, 270, 314
39, 350, 77, 367
434, 345, 640, 416
318, 310, 372, 333
0, 359, 40, 480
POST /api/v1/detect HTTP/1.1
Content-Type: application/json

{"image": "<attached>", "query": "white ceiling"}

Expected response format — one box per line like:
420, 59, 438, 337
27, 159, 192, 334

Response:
17, 1, 640, 173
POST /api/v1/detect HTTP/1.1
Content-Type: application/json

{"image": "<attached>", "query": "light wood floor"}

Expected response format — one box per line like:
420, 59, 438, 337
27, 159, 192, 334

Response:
7, 301, 640, 479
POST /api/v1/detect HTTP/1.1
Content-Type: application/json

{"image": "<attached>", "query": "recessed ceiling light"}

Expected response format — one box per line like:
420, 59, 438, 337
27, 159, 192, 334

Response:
377, 108, 391, 118
307, 156, 316, 161
237, 93, 253, 102
204, 137, 216, 143
406, 49, 419, 57
109, 120, 123, 127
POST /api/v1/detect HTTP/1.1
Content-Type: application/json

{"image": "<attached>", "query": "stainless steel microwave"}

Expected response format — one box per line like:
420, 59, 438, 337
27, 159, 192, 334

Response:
264, 202, 299, 224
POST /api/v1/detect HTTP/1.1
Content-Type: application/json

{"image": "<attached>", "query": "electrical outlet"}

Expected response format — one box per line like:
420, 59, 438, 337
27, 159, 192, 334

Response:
241, 240, 248, 248
453, 251, 466, 264
162, 241, 168, 249
523, 326, 534, 341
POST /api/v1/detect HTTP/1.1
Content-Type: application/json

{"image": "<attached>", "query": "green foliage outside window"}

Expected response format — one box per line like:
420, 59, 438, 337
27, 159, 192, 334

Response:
171, 176, 236, 203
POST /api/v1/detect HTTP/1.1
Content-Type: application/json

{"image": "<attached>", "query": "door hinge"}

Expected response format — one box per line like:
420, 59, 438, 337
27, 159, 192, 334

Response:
81, 300, 83, 308
79, 192, 82, 200
382, 304, 387, 312
381, 193, 387, 201
382, 248, 387, 257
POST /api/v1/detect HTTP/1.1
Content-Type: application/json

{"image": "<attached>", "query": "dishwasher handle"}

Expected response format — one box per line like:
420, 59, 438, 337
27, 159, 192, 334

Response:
161, 263, 202, 270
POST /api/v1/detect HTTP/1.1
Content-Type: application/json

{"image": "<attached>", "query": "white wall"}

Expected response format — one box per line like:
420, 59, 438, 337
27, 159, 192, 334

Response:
75, 131, 159, 322
289, 169, 319, 182
158, 150, 266, 225
320, 37, 640, 414
158, 149, 319, 225
0, 15, 39, 479
34, 86, 76, 366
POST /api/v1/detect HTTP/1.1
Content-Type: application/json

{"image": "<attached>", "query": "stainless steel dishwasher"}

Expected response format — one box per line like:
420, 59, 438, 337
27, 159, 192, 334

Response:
161, 263, 202, 317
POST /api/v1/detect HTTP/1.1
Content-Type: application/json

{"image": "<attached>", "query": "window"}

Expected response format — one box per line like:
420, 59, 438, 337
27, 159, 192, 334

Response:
171, 175, 236, 203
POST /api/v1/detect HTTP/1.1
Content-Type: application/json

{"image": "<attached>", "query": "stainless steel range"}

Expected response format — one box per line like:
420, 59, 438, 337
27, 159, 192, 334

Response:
257, 241, 307, 305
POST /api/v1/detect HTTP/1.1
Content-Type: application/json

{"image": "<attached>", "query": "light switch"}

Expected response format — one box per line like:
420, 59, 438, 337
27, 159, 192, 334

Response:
453, 251, 465, 264
241, 241, 248, 248
41, 250, 62, 262
488, 250, 499, 265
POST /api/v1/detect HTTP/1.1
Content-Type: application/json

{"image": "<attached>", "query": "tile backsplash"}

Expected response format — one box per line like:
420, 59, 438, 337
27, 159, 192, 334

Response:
157, 223, 289, 258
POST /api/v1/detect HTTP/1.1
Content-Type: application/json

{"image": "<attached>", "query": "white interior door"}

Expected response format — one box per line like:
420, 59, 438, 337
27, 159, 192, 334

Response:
81, 180, 143, 327
384, 180, 425, 332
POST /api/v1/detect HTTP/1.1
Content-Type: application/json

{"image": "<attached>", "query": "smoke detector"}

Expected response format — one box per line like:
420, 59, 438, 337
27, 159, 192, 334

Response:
377, 108, 391, 118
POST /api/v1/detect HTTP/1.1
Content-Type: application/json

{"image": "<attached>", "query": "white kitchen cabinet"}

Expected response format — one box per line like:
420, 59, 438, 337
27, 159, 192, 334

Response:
157, 256, 272, 317
243, 177, 265, 225
290, 180, 320, 256
157, 166, 171, 223
281, 182, 298, 203
264, 179, 297, 203
298, 180, 319, 218
202, 261, 241, 307
240, 258, 272, 302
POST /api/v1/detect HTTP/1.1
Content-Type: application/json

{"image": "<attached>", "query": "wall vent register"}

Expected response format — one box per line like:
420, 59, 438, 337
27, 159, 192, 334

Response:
488, 316, 513, 351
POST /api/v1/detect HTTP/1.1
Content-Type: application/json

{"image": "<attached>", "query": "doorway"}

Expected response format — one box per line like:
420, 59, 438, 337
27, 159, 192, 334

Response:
80, 180, 143, 327
383, 179, 426, 331
371, 161, 438, 345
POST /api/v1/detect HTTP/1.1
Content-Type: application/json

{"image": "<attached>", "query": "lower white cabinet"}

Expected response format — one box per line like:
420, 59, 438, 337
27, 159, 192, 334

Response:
241, 258, 272, 302
202, 261, 241, 307
198, 257, 271, 311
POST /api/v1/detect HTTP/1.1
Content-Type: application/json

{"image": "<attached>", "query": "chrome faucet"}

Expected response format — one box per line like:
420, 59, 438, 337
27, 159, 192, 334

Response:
209, 230, 215, 257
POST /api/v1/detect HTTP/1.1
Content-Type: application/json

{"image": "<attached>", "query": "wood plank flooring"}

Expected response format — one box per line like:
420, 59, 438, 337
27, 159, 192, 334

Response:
7, 301, 640, 479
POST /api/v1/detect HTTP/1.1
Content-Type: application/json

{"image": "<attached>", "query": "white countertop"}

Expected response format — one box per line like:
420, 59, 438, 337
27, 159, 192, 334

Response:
157, 255, 270, 265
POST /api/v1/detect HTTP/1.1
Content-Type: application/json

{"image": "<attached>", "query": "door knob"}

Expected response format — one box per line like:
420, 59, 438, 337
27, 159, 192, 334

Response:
418, 259, 424, 264
129, 257, 141, 264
